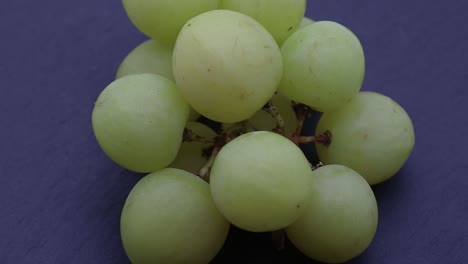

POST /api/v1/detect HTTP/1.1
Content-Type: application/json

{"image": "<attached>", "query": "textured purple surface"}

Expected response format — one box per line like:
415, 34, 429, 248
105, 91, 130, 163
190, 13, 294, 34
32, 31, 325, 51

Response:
0, 1, 467, 263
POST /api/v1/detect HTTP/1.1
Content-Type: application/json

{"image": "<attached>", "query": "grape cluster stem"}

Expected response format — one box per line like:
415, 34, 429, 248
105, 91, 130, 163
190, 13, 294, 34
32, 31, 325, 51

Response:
266, 101, 285, 134
196, 122, 250, 181
183, 102, 331, 181
267, 102, 331, 146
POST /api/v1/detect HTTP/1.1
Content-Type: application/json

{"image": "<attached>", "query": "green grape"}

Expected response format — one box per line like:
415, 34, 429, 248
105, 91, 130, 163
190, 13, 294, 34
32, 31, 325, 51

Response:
210, 131, 312, 232
122, 0, 218, 46
173, 10, 282, 123
121, 168, 230, 264
116, 39, 174, 80
315, 91, 415, 185
221, 0, 306, 45
170, 122, 217, 174
248, 93, 298, 134
286, 165, 378, 264
278, 21, 365, 112
92, 74, 189, 173
297, 17, 315, 29
115, 39, 200, 121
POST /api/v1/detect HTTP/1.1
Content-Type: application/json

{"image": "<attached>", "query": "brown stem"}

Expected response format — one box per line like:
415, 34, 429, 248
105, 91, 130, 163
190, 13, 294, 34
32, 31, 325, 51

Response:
295, 131, 332, 145
310, 161, 324, 170
266, 100, 285, 134
198, 122, 250, 181
223, 121, 250, 142
198, 145, 220, 181
294, 104, 309, 136
183, 128, 215, 144
298, 135, 318, 144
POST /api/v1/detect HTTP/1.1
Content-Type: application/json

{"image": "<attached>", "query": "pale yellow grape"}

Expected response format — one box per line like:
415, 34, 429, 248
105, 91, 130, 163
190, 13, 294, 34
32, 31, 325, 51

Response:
115, 39, 200, 121
116, 39, 174, 80
315, 91, 415, 185
122, 0, 218, 45
286, 165, 378, 263
173, 10, 282, 123
170, 122, 217, 174
221, 0, 306, 45
210, 131, 312, 232
121, 168, 230, 264
279, 21, 365, 112
92, 74, 189, 173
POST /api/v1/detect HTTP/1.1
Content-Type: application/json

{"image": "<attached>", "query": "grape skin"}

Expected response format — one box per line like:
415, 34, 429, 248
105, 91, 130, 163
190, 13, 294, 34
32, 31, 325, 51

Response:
210, 131, 312, 232
315, 91, 415, 185
286, 165, 378, 264
91, 74, 189, 173
121, 168, 230, 264
116, 39, 174, 81
173, 10, 282, 123
115, 39, 199, 121
221, 0, 306, 45
122, 0, 218, 45
279, 21, 365, 112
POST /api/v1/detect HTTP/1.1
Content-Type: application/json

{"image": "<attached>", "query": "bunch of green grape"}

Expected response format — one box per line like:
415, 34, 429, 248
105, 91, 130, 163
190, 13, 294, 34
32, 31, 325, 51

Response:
91, 1, 415, 263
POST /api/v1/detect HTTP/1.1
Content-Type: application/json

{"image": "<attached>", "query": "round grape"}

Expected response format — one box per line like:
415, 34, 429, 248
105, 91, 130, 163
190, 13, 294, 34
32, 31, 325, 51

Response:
173, 10, 282, 123
210, 131, 312, 232
315, 91, 415, 185
121, 168, 230, 264
286, 164, 378, 264
122, 0, 218, 45
221, 0, 306, 45
278, 21, 365, 112
92, 74, 189, 173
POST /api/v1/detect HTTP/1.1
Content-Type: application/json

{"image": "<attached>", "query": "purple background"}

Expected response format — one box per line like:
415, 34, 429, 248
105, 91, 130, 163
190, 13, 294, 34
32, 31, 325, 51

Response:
1, 0, 467, 263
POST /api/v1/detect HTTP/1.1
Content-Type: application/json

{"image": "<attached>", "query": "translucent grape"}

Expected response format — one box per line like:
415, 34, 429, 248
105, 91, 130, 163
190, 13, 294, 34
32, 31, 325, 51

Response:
286, 165, 378, 264
221, 0, 306, 45
170, 122, 217, 174
92, 74, 189, 173
121, 168, 230, 264
315, 91, 415, 185
173, 10, 282, 123
115, 39, 200, 121
279, 21, 365, 112
122, 0, 218, 45
210, 131, 312, 232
